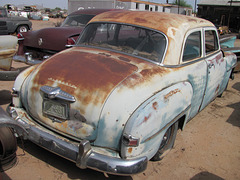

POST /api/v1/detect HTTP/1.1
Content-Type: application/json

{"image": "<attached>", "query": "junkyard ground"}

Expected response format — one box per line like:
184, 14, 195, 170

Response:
0, 18, 239, 180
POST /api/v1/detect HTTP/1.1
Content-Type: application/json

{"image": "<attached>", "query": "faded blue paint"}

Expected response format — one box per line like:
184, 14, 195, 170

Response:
120, 82, 193, 159
94, 115, 123, 150
200, 52, 226, 111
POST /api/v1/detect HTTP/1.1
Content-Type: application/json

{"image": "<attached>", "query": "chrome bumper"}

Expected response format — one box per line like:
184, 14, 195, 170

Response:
6, 106, 148, 175
13, 53, 49, 65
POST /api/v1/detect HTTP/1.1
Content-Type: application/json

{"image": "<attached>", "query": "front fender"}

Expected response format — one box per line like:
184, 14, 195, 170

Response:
121, 81, 193, 160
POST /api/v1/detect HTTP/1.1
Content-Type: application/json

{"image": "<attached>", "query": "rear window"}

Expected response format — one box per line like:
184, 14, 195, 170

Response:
61, 14, 95, 27
77, 23, 167, 63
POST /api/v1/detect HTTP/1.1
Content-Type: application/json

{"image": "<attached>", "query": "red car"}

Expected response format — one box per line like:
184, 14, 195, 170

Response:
13, 9, 117, 65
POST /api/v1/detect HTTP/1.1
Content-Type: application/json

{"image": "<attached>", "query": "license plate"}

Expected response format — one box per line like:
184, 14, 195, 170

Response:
43, 100, 68, 120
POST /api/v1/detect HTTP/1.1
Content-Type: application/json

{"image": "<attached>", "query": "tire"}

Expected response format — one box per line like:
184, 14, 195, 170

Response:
0, 70, 20, 81
17, 25, 28, 33
0, 127, 17, 172
151, 121, 179, 161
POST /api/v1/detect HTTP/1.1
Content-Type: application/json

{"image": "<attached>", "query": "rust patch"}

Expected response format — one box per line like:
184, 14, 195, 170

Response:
118, 56, 131, 62
120, 67, 169, 89
152, 102, 158, 110
164, 89, 181, 100
128, 147, 133, 154
98, 52, 111, 57
216, 53, 223, 64
134, 17, 148, 24
215, 84, 220, 94
30, 48, 138, 107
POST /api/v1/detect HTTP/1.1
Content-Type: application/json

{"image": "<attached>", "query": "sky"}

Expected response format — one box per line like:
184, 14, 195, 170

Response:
0, 0, 197, 10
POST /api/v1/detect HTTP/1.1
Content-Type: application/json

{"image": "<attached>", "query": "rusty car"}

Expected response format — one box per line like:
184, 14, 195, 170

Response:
13, 9, 119, 65
5, 11, 237, 175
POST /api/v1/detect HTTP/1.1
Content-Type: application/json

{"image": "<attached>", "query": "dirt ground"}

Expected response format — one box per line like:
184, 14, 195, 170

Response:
0, 19, 240, 180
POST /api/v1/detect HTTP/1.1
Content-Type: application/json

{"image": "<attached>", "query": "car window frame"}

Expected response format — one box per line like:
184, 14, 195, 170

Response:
77, 22, 169, 65
203, 27, 220, 57
180, 28, 204, 64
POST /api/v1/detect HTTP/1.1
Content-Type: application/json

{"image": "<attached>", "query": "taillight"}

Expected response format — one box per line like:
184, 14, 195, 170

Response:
67, 37, 76, 45
17, 33, 24, 40
122, 134, 139, 147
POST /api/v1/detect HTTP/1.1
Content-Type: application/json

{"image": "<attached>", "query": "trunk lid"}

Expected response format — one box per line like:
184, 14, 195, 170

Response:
24, 47, 138, 140
22, 27, 83, 51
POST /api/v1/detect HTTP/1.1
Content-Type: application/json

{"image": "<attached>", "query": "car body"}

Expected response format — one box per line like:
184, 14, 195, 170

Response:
0, 35, 20, 80
6, 11, 237, 175
0, 20, 8, 35
13, 9, 118, 65
0, 7, 32, 34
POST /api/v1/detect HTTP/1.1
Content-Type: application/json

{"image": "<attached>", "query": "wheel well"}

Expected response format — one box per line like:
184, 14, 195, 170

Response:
178, 115, 186, 130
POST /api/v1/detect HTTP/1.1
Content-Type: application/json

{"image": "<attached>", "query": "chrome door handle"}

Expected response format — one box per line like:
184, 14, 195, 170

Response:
208, 64, 214, 68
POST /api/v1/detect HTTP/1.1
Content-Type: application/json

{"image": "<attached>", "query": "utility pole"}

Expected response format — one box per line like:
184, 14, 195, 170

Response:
178, 0, 180, 14
194, 0, 197, 16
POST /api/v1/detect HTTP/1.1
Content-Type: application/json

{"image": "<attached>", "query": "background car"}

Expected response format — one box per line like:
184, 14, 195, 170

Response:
0, 35, 20, 80
13, 9, 118, 65
6, 11, 237, 175
0, 7, 32, 34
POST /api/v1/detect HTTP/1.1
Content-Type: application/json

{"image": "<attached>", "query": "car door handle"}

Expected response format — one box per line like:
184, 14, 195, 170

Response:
208, 64, 214, 69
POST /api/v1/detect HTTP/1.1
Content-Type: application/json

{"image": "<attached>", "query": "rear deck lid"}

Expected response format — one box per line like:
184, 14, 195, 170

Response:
24, 47, 138, 140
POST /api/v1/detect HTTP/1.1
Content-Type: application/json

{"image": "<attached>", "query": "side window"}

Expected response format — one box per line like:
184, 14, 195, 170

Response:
183, 31, 201, 62
205, 30, 219, 54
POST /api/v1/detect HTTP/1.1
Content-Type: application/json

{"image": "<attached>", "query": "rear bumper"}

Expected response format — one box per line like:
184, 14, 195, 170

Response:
13, 53, 47, 65
13, 55, 43, 65
6, 106, 148, 175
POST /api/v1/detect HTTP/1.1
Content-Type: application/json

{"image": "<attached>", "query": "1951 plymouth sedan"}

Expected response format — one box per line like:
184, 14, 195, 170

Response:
6, 11, 236, 175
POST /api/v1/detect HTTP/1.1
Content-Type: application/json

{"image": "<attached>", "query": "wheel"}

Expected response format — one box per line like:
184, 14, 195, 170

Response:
0, 127, 17, 171
151, 121, 179, 161
17, 25, 28, 33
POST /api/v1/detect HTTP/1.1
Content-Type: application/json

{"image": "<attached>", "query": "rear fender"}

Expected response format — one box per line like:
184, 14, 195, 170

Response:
222, 51, 237, 72
12, 65, 37, 108
121, 81, 193, 160
219, 51, 237, 93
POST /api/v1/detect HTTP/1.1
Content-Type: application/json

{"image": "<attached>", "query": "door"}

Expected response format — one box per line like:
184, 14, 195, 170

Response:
200, 29, 226, 111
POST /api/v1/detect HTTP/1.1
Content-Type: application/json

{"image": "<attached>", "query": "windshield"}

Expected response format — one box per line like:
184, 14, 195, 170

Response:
61, 14, 95, 27
77, 23, 167, 62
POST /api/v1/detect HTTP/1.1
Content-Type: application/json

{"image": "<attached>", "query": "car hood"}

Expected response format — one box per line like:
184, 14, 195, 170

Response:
22, 47, 138, 140
22, 27, 84, 51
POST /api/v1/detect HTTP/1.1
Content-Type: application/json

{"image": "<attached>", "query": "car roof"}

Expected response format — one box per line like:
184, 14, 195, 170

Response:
89, 10, 215, 65
90, 10, 214, 35
68, 9, 119, 16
